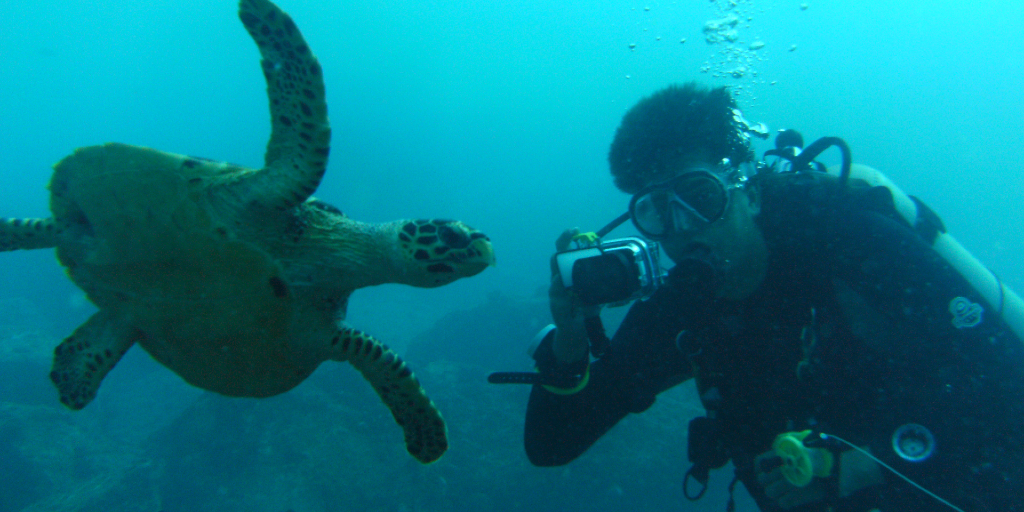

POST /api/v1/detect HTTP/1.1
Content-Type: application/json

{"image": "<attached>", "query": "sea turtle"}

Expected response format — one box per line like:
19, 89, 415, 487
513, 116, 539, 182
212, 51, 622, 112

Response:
0, 0, 494, 464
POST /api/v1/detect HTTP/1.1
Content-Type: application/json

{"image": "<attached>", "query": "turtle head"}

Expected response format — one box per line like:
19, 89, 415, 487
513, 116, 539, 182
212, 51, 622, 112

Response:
395, 219, 495, 288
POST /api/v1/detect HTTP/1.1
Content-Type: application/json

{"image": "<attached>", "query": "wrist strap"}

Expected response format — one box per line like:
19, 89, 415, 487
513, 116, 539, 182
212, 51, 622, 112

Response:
541, 361, 590, 395
487, 325, 591, 393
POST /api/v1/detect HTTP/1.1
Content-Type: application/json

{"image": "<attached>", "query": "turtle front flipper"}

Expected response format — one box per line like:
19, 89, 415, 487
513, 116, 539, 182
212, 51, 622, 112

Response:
50, 311, 138, 410
235, 0, 331, 211
330, 327, 448, 464
0, 218, 61, 251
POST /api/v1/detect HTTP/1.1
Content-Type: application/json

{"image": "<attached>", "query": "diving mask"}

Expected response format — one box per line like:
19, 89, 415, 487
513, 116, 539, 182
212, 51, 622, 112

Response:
628, 169, 741, 240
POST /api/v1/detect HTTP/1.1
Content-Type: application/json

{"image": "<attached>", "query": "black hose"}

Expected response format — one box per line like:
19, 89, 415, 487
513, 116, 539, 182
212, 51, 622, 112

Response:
791, 136, 852, 186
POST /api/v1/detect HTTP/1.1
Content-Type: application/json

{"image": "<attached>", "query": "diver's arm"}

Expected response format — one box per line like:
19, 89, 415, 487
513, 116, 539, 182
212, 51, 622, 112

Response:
523, 346, 636, 466
547, 228, 596, 366
524, 286, 692, 466
548, 273, 592, 366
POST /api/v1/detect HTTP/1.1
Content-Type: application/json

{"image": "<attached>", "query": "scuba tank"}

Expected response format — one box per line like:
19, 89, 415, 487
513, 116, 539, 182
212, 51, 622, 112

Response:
767, 130, 1024, 343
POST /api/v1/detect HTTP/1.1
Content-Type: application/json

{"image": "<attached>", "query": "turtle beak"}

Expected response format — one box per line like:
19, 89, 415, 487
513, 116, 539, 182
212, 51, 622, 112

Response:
462, 236, 496, 273
402, 219, 495, 287
435, 234, 494, 278
437, 222, 495, 270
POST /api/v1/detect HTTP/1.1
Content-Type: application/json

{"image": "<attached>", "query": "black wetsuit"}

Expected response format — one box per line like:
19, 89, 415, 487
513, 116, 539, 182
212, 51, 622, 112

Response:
524, 173, 1024, 512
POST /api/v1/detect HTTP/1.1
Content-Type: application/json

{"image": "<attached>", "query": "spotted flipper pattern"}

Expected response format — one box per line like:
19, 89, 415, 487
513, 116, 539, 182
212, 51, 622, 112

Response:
0, 218, 60, 252
237, 0, 331, 211
50, 311, 138, 409
331, 327, 447, 464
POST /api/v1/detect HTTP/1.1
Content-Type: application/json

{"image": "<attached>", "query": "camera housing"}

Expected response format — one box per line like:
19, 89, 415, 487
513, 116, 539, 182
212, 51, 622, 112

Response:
555, 237, 664, 306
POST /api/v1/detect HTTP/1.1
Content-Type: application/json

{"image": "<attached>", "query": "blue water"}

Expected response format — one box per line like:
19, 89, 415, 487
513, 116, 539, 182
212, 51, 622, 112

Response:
0, 0, 1021, 510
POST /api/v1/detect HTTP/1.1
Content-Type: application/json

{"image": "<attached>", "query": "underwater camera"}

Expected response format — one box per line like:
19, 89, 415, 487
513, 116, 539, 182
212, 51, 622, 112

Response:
555, 237, 664, 306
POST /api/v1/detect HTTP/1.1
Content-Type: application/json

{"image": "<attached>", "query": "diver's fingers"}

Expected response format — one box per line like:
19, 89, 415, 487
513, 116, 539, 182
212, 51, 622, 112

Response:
555, 228, 580, 252
550, 228, 580, 275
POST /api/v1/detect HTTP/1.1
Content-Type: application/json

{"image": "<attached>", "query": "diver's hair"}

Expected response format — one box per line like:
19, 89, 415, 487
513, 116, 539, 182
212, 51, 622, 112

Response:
608, 82, 754, 194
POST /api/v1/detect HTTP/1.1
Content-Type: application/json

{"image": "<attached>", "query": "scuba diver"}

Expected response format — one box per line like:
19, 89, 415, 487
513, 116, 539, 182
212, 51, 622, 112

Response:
490, 82, 1024, 511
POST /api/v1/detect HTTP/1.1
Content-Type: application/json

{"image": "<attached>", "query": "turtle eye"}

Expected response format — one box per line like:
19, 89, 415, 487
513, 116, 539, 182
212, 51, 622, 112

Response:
437, 224, 470, 249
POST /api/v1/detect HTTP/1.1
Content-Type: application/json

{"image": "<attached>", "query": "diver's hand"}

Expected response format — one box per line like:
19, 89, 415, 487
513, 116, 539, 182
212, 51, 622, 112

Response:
756, 452, 826, 509
755, 448, 883, 509
549, 228, 600, 364
835, 447, 884, 497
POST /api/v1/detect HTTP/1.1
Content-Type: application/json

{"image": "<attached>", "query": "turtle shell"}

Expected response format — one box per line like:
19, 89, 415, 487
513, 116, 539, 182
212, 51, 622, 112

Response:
49, 142, 311, 395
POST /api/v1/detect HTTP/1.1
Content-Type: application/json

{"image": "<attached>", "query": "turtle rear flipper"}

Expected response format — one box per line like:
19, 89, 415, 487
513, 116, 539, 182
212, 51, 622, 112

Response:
331, 327, 448, 464
50, 311, 138, 410
234, 0, 331, 211
0, 218, 61, 251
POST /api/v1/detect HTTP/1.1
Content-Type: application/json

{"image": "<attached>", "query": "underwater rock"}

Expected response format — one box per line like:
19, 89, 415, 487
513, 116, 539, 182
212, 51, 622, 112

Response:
5, 348, 716, 511
4, 285, 721, 512
404, 291, 551, 371
0, 402, 149, 512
